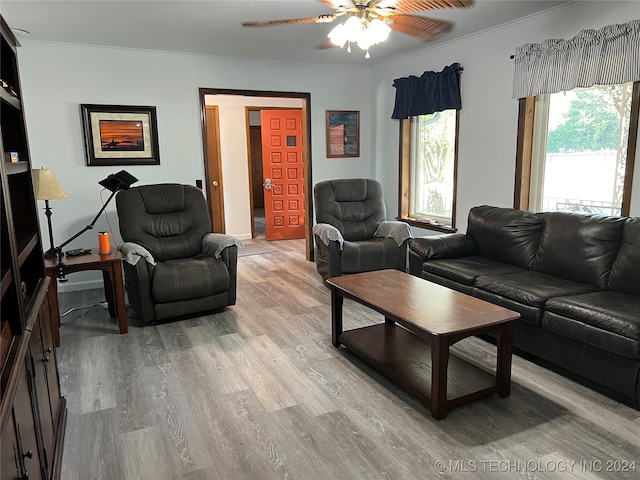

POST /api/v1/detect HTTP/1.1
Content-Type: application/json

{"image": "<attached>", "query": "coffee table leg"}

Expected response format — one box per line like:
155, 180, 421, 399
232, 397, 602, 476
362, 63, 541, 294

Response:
331, 287, 343, 347
496, 321, 514, 397
431, 337, 449, 420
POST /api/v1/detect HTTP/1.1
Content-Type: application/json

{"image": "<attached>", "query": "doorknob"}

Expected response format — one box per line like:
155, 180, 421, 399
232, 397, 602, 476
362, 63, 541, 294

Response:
264, 178, 272, 190
211, 180, 219, 187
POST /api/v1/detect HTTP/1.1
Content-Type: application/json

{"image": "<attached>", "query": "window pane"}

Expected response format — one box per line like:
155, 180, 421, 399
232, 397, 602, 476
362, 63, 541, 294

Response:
409, 109, 456, 222
541, 83, 633, 215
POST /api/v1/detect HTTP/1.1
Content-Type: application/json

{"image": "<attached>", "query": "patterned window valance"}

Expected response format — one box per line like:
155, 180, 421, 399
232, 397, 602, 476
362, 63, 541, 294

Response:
391, 63, 462, 119
512, 19, 640, 99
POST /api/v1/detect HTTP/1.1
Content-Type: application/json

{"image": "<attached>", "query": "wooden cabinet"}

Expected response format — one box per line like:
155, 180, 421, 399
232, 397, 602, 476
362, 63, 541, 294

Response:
7, 355, 45, 480
1, 15, 66, 480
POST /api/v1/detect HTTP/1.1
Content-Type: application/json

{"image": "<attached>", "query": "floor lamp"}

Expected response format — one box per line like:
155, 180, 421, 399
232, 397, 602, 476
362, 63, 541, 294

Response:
33, 167, 69, 257
54, 170, 138, 282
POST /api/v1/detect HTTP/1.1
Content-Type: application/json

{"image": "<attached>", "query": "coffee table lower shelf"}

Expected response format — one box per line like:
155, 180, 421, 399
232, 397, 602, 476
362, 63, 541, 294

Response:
339, 323, 500, 415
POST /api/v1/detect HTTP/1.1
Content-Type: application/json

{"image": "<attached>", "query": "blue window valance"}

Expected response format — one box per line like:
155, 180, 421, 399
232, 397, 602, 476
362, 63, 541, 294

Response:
391, 63, 462, 120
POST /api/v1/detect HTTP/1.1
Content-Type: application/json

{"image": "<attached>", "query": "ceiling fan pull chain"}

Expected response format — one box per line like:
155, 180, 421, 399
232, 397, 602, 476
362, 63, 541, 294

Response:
365, 48, 370, 59
347, 41, 352, 53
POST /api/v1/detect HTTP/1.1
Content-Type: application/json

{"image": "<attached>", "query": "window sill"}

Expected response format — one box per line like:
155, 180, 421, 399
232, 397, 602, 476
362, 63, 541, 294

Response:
398, 217, 458, 234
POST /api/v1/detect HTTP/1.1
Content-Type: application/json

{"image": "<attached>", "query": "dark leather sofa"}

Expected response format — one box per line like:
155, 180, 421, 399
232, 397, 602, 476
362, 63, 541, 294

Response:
408, 205, 640, 407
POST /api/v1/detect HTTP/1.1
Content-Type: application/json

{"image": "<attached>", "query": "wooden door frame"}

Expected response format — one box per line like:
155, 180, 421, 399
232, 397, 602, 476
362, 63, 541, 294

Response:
202, 105, 226, 233
199, 88, 314, 261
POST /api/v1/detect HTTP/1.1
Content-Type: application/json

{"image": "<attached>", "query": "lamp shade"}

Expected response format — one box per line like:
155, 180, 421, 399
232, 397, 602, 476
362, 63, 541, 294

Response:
33, 168, 69, 200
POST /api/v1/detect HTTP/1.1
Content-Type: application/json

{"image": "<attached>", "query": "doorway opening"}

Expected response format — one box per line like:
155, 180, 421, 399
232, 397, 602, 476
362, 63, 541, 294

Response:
247, 109, 267, 239
199, 88, 313, 260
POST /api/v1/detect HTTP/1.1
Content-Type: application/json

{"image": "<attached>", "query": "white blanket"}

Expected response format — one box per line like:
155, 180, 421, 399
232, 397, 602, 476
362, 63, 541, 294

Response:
374, 221, 414, 246
119, 242, 157, 266
202, 233, 244, 258
313, 223, 345, 249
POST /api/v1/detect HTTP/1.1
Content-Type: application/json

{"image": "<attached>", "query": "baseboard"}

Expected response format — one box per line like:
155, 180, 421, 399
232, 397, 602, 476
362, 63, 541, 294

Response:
56, 279, 104, 293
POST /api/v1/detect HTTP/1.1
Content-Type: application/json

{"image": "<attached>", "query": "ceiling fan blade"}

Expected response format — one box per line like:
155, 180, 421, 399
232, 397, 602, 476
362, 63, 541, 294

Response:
376, 0, 474, 14
242, 14, 337, 28
390, 15, 453, 42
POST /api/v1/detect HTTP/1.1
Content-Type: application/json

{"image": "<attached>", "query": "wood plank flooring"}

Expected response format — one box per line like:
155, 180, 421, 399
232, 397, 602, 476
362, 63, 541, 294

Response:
56, 238, 640, 479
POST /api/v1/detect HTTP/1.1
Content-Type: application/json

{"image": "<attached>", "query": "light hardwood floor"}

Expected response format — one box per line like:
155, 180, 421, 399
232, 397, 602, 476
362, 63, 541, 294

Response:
56, 238, 640, 479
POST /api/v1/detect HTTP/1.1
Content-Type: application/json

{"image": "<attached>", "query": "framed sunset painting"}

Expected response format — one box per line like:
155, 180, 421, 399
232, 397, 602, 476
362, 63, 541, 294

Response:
81, 104, 160, 166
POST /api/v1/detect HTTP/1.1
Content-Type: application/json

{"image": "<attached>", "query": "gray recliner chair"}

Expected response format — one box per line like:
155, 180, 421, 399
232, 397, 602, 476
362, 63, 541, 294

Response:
312, 178, 413, 283
116, 183, 240, 323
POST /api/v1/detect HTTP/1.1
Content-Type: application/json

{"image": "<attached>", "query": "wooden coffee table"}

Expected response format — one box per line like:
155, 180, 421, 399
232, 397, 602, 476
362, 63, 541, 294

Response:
327, 269, 520, 419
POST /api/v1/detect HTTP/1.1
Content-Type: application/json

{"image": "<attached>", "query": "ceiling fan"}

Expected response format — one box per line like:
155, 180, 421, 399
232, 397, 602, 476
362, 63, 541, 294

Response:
242, 0, 475, 58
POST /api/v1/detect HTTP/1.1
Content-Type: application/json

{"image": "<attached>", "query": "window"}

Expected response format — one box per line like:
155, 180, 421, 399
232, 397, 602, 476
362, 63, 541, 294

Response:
529, 82, 638, 216
399, 109, 459, 231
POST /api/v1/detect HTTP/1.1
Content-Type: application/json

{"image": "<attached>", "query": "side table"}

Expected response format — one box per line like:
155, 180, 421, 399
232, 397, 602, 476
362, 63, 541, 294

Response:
45, 248, 128, 346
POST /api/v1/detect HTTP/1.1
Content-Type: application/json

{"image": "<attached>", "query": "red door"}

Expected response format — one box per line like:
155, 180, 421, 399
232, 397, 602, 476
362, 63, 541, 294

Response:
260, 109, 305, 240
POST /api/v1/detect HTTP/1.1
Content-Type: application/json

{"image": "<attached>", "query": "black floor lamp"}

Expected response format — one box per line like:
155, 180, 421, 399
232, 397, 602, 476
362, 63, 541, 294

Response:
33, 167, 70, 257
54, 170, 138, 281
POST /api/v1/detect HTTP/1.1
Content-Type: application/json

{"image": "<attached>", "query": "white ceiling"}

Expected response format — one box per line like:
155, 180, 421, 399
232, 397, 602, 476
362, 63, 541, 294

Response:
2, 0, 571, 64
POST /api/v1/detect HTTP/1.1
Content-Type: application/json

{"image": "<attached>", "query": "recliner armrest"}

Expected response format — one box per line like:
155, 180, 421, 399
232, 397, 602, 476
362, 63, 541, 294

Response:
119, 242, 157, 266
313, 223, 344, 250
374, 221, 413, 246
409, 233, 478, 261
202, 233, 243, 258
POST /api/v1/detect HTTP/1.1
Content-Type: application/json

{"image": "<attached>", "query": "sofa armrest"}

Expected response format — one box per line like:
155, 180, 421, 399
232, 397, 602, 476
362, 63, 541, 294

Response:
409, 233, 478, 261
408, 234, 477, 276
202, 233, 243, 258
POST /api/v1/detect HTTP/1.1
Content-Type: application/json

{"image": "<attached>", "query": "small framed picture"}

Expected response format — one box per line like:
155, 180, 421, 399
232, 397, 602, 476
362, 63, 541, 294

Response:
81, 104, 160, 166
326, 110, 360, 158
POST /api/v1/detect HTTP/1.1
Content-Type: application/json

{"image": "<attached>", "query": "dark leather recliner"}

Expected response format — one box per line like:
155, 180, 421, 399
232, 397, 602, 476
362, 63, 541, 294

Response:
312, 178, 412, 282
116, 183, 239, 323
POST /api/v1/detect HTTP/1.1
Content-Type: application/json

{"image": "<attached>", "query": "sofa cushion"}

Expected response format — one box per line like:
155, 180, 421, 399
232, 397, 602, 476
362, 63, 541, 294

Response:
607, 218, 640, 296
423, 256, 523, 286
466, 205, 544, 269
340, 237, 400, 273
152, 255, 230, 303
475, 271, 598, 308
532, 212, 625, 289
472, 288, 544, 325
543, 291, 640, 359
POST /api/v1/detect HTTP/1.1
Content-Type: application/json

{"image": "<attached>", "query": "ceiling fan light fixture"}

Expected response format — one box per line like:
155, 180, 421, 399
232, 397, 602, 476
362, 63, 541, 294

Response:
328, 23, 347, 47
367, 19, 391, 43
358, 18, 390, 50
357, 30, 373, 50
243, 0, 471, 59
344, 15, 363, 42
